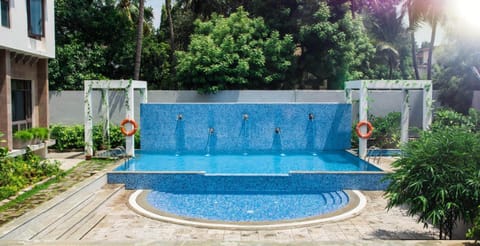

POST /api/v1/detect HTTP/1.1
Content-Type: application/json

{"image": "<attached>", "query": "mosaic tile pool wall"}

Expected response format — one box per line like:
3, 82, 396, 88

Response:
140, 103, 351, 153
107, 172, 389, 191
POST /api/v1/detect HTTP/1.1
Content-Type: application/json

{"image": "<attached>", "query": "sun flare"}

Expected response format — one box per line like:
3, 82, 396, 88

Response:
448, 0, 480, 31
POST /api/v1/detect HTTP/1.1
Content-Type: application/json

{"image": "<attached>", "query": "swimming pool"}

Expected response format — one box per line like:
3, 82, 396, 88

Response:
108, 103, 388, 227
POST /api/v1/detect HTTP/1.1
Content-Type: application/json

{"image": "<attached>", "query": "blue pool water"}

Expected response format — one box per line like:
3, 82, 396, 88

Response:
116, 151, 381, 173
146, 190, 349, 222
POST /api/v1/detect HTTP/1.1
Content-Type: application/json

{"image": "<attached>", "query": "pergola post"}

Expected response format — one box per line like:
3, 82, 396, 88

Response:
125, 83, 135, 156
423, 84, 433, 130
358, 82, 368, 159
101, 89, 110, 148
84, 82, 93, 158
401, 89, 410, 144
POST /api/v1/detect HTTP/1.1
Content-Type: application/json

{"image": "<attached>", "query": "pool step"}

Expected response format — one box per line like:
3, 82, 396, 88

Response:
31, 184, 123, 240
0, 174, 123, 241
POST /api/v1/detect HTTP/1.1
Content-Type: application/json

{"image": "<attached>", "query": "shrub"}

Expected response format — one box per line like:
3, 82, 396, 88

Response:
13, 130, 34, 141
467, 206, 480, 241
50, 125, 84, 151
0, 150, 61, 200
431, 108, 480, 132
30, 127, 49, 141
385, 127, 480, 239
50, 124, 140, 151
351, 112, 401, 149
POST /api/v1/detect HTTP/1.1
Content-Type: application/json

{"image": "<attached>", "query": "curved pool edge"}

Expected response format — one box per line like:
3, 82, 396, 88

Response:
128, 190, 367, 230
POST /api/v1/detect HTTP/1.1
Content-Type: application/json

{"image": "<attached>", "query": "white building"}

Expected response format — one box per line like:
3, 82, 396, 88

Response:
0, 0, 55, 149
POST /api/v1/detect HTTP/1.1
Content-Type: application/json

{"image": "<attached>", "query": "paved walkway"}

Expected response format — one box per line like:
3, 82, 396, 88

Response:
0, 153, 474, 245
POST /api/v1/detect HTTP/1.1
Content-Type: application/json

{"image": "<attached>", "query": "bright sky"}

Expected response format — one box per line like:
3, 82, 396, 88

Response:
146, 0, 164, 28
147, 0, 480, 45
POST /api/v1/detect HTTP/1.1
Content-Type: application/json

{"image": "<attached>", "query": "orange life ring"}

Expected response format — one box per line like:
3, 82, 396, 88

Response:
120, 118, 138, 136
355, 121, 374, 139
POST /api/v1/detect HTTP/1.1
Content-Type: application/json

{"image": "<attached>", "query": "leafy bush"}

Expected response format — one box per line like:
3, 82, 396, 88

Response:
50, 124, 140, 151
385, 127, 480, 239
13, 130, 34, 141
431, 108, 480, 132
30, 127, 49, 140
351, 112, 401, 149
0, 150, 61, 200
467, 206, 480, 241
50, 125, 84, 151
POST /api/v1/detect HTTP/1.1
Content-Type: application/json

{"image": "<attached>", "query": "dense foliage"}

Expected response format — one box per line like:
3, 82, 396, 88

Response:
0, 150, 62, 200
50, 0, 171, 90
385, 108, 480, 239
51, 0, 423, 91
50, 124, 140, 152
176, 8, 295, 93
468, 205, 480, 241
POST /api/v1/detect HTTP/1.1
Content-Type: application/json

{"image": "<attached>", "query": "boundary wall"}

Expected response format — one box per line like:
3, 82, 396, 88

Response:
49, 90, 432, 128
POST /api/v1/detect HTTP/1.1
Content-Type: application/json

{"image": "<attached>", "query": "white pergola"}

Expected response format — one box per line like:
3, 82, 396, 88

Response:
345, 80, 432, 159
84, 80, 147, 158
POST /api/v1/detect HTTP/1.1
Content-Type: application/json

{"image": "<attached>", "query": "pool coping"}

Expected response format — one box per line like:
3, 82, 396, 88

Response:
128, 189, 366, 230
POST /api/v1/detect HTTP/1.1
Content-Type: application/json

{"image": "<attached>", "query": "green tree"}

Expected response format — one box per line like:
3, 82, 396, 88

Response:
133, 0, 146, 80
434, 39, 480, 114
363, 0, 412, 80
175, 8, 295, 93
385, 126, 480, 239
50, 0, 161, 90
298, 2, 375, 89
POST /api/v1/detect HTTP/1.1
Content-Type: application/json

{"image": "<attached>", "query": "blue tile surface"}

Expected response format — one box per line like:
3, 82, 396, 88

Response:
145, 190, 349, 222
140, 103, 352, 153
107, 172, 389, 191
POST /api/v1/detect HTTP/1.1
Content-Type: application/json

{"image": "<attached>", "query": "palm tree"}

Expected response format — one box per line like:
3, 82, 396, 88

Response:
424, 0, 446, 80
403, 0, 424, 79
364, 0, 406, 79
403, 0, 446, 80
133, 0, 145, 80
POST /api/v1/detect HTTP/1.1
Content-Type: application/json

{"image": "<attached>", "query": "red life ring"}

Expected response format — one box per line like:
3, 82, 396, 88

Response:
120, 118, 138, 136
355, 121, 374, 139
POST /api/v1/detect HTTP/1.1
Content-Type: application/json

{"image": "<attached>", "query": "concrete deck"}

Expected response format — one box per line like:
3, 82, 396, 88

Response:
0, 154, 474, 245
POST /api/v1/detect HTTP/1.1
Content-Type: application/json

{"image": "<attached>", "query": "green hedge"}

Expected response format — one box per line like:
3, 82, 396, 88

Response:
49, 124, 140, 151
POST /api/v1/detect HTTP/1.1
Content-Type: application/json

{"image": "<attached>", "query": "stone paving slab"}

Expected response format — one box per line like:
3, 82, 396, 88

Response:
0, 240, 474, 245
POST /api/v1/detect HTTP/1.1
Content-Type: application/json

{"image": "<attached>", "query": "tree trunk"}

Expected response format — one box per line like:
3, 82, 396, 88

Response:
410, 31, 420, 80
350, 0, 356, 19
133, 0, 145, 80
166, 0, 175, 54
165, 0, 176, 86
427, 19, 437, 80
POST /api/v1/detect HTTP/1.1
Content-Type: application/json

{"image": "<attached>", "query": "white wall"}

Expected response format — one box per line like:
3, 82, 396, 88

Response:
0, 0, 55, 58
49, 90, 433, 128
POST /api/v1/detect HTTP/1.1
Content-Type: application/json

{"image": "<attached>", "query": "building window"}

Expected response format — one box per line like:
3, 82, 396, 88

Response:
11, 80, 32, 132
1, 0, 9, 27
27, 0, 44, 38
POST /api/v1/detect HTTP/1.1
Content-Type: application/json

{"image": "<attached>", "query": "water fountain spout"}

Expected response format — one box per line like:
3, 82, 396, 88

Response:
309, 113, 314, 120
275, 127, 281, 134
